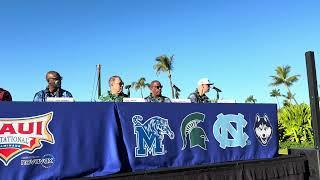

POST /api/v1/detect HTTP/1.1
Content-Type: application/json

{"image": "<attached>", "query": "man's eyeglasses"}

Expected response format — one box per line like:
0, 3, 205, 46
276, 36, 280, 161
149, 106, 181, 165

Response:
153, 85, 163, 89
115, 82, 124, 86
47, 78, 61, 82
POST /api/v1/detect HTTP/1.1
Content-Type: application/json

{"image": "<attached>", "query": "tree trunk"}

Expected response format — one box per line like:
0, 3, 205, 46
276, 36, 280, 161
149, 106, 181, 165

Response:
276, 97, 280, 110
140, 88, 143, 98
168, 71, 174, 98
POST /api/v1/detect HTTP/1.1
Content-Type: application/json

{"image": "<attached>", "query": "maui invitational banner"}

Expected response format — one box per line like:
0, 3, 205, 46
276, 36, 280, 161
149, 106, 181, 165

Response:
0, 102, 278, 179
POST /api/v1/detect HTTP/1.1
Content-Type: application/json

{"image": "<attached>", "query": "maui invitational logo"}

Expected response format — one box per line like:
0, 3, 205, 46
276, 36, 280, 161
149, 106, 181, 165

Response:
181, 112, 209, 150
0, 112, 55, 166
132, 115, 175, 157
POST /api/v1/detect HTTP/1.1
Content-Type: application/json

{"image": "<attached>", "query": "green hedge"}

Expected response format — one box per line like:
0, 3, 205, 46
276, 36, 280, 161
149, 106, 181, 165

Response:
279, 141, 314, 149
278, 103, 314, 149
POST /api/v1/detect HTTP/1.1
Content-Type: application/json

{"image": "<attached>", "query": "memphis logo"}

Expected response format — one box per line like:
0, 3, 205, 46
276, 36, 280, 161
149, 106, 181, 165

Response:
132, 115, 175, 157
0, 112, 55, 166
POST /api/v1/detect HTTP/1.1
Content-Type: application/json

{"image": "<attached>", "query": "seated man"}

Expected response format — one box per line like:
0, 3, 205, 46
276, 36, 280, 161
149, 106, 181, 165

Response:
145, 80, 171, 103
33, 71, 73, 102
100, 75, 128, 102
0, 88, 12, 101
188, 78, 212, 103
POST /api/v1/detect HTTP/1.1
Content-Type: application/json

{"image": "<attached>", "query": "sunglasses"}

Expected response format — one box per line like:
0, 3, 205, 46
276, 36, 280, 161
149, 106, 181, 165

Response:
47, 78, 61, 82
153, 85, 163, 89
114, 82, 124, 86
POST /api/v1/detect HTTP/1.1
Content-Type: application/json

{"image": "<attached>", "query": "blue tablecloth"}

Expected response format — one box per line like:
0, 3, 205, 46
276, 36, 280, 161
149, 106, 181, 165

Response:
0, 102, 278, 179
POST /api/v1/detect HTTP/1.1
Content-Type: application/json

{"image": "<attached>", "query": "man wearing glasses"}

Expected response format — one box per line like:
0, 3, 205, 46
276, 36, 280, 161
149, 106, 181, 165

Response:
33, 71, 73, 102
188, 78, 212, 103
145, 80, 171, 103
100, 75, 128, 102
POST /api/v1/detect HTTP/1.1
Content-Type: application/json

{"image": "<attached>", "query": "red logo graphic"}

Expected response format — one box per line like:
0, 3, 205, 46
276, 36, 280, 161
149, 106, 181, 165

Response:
0, 112, 55, 166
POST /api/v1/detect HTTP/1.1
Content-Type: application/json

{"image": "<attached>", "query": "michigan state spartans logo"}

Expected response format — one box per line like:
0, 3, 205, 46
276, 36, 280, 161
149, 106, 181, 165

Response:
213, 113, 249, 149
181, 112, 209, 150
132, 115, 175, 157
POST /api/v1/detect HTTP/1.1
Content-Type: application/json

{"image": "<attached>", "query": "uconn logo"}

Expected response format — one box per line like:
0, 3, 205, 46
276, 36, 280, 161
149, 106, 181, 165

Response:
132, 115, 175, 157
254, 114, 273, 146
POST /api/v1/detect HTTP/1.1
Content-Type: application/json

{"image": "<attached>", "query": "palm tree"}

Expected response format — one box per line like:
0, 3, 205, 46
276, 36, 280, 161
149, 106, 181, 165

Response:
245, 95, 257, 104
270, 65, 300, 104
283, 99, 291, 107
282, 91, 295, 105
154, 55, 174, 98
132, 77, 147, 98
270, 89, 281, 109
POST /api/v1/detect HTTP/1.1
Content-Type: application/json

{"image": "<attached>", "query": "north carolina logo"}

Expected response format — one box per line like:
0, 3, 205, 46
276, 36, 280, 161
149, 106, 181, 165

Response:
213, 113, 249, 149
132, 115, 175, 157
0, 112, 55, 166
181, 112, 209, 150
254, 114, 272, 146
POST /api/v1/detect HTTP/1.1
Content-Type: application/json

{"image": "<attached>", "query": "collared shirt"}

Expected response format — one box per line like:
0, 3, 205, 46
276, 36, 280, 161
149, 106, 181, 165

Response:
0, 88, 12, 101
33, 88, 73, 102
188, 89, 210, 103
144, 94, 171, 103
100, 91, 129, 102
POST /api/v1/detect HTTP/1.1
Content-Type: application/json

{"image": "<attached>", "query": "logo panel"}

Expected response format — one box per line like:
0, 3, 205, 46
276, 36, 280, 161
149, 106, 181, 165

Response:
213, 113, 249, 149
21, 154, 55, 168
254, 113, 273, 146
132, 115, 175, 157
181, 112, 209, 150
0, 112, 55, 166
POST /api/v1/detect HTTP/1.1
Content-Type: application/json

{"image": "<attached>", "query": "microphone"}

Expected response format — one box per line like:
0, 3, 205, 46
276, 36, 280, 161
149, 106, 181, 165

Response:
54, 80, 61, 88
212, 86, 222, 92
125, 85, 132, 89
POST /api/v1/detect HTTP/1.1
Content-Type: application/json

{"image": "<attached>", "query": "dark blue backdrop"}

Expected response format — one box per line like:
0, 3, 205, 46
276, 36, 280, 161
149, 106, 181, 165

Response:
0, 102, 278, 179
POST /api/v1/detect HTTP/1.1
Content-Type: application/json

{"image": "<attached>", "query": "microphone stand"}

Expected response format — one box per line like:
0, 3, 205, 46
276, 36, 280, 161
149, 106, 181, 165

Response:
212, 86, 222, 102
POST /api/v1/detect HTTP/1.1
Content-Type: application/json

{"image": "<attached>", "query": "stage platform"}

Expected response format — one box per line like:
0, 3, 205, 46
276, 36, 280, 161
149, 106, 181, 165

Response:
81, 155, 307, 180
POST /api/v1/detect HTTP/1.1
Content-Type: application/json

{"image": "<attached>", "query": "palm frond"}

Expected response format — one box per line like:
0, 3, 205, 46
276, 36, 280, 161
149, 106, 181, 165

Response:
133, 77, 148, 91
245, 95, 257, 103
154, 63, 167, 75
270, 89, 281, 97
154, 55, 173, 73
270, 76, 284, 86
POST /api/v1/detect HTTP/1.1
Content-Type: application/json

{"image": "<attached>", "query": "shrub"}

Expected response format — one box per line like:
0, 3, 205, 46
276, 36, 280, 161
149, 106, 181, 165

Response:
278, 103, 313, 145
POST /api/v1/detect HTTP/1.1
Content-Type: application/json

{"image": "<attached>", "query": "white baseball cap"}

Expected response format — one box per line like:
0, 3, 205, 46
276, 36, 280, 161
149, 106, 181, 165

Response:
197, 78, 213, 86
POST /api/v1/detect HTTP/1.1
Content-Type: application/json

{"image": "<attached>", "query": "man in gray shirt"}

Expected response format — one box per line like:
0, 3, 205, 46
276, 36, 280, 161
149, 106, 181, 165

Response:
188, 78, 213, 103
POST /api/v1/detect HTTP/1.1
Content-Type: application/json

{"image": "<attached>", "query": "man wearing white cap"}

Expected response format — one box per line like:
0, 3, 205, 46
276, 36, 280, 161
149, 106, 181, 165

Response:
187, 78, 213, 103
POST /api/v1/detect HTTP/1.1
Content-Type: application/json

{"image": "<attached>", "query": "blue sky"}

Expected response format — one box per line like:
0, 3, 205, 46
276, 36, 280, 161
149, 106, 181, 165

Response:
1, 0, 320, 103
